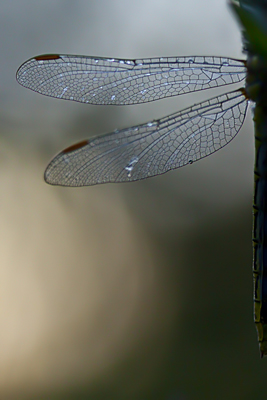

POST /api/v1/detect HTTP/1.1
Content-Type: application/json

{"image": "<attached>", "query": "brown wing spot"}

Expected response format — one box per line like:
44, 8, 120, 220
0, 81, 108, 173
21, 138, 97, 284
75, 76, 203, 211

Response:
34, 54, 61, 61
63, 140, 89, 154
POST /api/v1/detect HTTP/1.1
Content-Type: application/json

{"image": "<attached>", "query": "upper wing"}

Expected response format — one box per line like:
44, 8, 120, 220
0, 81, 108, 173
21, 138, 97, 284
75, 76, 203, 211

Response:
44, 89, 248, 186
16, 54, 246, 105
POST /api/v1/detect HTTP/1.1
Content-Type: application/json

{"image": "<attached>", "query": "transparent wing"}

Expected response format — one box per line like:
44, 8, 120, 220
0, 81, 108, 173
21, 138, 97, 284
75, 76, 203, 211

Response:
16, 54, 246, 105
44, 89, 248, 186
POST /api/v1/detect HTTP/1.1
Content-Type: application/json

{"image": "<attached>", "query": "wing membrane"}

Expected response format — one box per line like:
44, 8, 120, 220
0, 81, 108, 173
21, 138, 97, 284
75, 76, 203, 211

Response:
17, 54, 246, 105
44, 89, 248, 186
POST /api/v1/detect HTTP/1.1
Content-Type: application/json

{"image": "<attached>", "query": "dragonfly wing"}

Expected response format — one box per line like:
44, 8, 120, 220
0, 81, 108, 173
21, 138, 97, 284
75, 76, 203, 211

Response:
44, 89, 248, 186
17, 54, 246, 105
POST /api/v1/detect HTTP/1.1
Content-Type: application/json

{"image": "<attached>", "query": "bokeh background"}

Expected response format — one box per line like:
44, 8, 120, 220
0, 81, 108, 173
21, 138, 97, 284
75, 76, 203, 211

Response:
1, 0, 264, 399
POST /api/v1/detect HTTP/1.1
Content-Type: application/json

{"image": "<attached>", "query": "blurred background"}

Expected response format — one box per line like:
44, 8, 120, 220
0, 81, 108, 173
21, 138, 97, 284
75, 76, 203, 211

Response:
0, 0, 265, 399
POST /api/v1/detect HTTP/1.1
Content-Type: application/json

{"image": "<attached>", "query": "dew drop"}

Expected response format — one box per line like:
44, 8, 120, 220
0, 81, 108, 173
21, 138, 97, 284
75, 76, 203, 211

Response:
125, 156, 139, 178
147, 120, 159, 128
